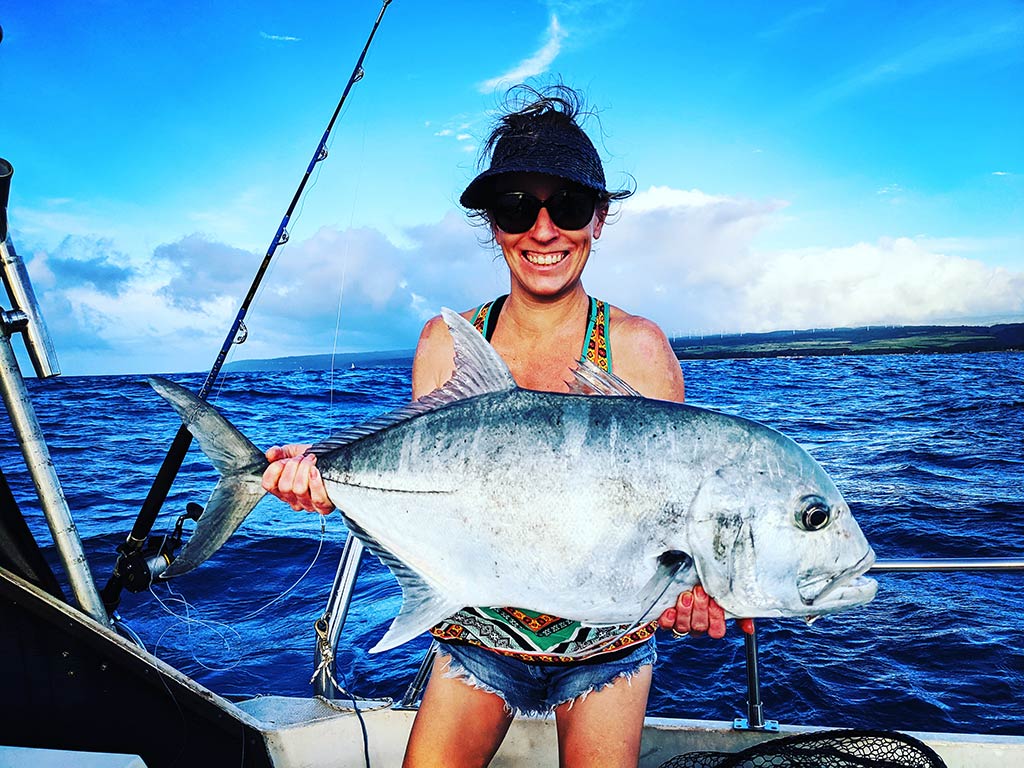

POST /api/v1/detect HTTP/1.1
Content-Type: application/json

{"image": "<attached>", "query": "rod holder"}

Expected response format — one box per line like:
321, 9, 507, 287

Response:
733, 620, 779, 732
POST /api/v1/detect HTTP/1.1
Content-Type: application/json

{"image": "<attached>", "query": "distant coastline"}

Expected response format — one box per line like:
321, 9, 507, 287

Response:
670, 322, 1024, 360
224, 323, 1023, 371
225, 349, 416, 372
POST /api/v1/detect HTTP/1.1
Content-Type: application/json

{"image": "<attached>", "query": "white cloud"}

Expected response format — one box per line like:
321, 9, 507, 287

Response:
260, 32, 301, 43
738, 238, 1024, 331
628, 186, 732, 212
23, 187, 1024, 374
587, 188, 1023, 335
479, 15, 567, 93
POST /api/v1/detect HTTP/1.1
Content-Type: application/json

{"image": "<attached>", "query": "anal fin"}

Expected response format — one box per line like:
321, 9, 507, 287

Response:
370, 580, 460, 654
338, 512, 460, 654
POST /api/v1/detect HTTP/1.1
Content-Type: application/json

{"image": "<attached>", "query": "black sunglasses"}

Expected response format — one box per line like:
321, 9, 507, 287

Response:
489, 189, 598, 234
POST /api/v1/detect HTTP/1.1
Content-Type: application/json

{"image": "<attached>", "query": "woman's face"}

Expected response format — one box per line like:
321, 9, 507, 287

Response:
490, 173, 605, 300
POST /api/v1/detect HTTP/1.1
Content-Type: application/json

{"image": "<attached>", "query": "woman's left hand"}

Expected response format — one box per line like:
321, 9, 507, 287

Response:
658, 585, 755, 639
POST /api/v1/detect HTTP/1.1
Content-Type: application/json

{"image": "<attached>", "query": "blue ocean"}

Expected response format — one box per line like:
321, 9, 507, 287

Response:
3, 351, 1022, 736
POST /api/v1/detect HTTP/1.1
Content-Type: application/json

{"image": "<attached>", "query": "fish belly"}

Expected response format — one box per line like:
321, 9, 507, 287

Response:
322, 391, 700, 624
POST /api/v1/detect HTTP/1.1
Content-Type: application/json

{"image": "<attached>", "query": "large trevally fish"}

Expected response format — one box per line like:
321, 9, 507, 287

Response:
151, 308, 876, 655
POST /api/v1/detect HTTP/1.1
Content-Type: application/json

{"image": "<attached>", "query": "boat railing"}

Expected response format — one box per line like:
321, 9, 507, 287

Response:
314, 549, 1024, 726
1, 158, 110, 626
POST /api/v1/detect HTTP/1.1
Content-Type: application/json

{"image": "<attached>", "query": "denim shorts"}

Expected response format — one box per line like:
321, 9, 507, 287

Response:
437, 639, 657, 717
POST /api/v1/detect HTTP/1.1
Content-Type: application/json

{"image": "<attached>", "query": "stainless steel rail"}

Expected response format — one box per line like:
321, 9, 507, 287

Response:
734, 556, 1024, 730
871, 558, 1024, 572
0, 310, 109, 625
356, 556, 1024, 714
312, 535, 365, 698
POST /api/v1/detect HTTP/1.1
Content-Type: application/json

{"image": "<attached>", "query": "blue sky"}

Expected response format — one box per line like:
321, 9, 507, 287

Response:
2, 0, 1022, 375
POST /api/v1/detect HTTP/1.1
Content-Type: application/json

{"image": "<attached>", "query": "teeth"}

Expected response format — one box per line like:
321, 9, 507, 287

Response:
524, 251, 568, 266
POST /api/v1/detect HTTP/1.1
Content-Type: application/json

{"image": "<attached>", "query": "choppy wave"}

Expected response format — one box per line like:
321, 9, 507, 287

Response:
2, 352, 1021, 735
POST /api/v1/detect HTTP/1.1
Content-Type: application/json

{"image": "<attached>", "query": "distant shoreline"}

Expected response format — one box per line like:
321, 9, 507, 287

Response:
224, 323, 1023, 371
670, 322, 1024, 361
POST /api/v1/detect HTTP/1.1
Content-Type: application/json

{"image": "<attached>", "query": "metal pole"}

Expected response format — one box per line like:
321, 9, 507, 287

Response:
397, 641, 438, 710
732, 619, 778, 732
871, 558, 1024, 572
313, 534, 365, 698
0, 314, 109, 625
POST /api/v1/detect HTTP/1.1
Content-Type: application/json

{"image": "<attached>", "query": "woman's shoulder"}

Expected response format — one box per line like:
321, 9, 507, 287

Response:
606, 304, 686, 402
607, 304, 669, 343
410, 308, 478, 399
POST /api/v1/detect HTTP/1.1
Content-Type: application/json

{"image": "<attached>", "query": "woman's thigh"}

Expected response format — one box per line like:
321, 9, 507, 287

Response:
553, 663, 653, 768
403, 654, 514, 768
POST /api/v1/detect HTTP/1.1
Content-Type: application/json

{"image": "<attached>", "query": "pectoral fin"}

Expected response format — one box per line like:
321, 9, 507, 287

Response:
578, 549, 695, 629
634, 549, 696, 625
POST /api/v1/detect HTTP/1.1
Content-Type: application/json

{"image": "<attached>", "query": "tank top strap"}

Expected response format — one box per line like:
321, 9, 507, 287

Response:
470, 294, 509, 342
582, 296, 612, 372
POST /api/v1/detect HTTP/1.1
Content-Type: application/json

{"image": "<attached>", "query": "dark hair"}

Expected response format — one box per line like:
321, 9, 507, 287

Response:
461, 84, 634, 215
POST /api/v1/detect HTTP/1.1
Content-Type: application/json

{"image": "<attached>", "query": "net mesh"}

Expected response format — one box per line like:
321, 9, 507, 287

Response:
657, 729, 948, 768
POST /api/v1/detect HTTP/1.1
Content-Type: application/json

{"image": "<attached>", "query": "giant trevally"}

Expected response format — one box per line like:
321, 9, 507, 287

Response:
150, 308, 876, 655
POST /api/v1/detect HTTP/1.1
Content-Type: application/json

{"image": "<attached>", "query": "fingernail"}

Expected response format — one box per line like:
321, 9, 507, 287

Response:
681, 592, 693, 608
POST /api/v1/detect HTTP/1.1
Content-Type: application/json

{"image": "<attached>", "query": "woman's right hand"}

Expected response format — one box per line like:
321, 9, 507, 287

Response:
262, 444, 336, 515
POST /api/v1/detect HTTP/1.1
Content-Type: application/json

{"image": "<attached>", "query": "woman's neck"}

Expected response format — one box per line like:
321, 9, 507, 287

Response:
500, 285, 590, 339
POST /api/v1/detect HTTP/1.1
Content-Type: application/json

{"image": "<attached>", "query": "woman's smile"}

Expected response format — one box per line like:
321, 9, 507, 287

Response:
522, 249, 570, 267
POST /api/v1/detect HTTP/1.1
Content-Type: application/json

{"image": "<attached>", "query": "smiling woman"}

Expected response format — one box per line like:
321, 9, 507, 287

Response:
262, 83, 752, 768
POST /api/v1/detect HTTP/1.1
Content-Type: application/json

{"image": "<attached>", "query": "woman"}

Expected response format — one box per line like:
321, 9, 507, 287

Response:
263, 85, 751, 768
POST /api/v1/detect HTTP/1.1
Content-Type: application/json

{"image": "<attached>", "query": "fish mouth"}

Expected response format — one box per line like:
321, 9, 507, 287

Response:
523, 250, 569, 266
798, 549, 877, 611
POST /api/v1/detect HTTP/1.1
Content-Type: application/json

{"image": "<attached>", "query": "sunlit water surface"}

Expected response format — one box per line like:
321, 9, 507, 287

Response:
3, 352, 1022, 735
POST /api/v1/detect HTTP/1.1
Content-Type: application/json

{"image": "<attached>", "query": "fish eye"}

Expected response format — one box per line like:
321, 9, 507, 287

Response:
797, 496, 832, 531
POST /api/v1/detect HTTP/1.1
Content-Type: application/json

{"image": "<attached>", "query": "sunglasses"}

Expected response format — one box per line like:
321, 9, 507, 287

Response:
489, 189, 598, 234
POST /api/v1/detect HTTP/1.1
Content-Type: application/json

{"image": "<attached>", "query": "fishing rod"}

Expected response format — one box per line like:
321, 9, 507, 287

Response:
100, 0, 393, 614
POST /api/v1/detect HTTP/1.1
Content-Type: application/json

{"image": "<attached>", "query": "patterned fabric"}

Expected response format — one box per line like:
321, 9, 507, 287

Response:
583, 296, 611, 372
429, 295, 657, 660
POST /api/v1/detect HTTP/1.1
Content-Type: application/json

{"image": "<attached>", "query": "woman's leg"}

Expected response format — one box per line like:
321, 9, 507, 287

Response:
403, 654, 515, 768
553, 664, 653, 768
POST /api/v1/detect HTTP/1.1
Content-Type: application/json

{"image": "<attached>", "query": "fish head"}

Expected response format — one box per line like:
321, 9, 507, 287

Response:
684, 425, 876, 620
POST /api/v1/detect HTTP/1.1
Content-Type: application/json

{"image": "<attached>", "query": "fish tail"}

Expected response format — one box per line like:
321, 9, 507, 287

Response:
148, 377, 270, 578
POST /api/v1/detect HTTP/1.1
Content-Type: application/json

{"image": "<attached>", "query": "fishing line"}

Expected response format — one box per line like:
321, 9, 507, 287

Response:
149, 581, 247, 673
327, 115, 368, 428
239, 514, 328, 621
147, 514, 328, 669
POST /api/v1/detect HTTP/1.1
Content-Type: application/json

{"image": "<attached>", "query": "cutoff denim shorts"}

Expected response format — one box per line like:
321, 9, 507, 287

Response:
437, 638, 657, 717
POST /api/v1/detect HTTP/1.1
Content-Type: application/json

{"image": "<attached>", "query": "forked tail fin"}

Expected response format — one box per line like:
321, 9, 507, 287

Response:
148, 377, 270, 577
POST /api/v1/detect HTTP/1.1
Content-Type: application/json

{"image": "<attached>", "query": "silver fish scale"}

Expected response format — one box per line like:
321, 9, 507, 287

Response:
317, 388, 799, 623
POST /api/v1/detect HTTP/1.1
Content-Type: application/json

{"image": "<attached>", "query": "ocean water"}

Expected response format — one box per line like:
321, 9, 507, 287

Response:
2, 352, 1022, 736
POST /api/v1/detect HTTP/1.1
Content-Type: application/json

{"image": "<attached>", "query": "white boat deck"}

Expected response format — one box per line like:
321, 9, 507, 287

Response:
235, 694, 1024, 768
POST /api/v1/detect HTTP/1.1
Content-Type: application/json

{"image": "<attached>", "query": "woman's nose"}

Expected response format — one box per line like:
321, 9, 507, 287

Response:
529, 205, 559, 240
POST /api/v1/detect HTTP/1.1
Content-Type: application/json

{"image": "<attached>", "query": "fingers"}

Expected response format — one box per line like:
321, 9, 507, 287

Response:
707, 595, 726, 639
265, 443, 311, 462
306, 462, 335, 515
661, 585, 749, 640
261, 451, 335, 514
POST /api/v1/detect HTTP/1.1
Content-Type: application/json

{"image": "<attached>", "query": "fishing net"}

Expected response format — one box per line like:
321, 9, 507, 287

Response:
657, 729, 948, 768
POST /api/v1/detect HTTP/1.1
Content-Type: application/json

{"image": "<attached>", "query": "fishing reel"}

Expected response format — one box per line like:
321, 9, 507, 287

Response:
101, 502, 203, 611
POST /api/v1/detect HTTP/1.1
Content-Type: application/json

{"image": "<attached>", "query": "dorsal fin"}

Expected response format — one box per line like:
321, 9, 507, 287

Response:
311, 307, 518, 455
567, 358, 643, 397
